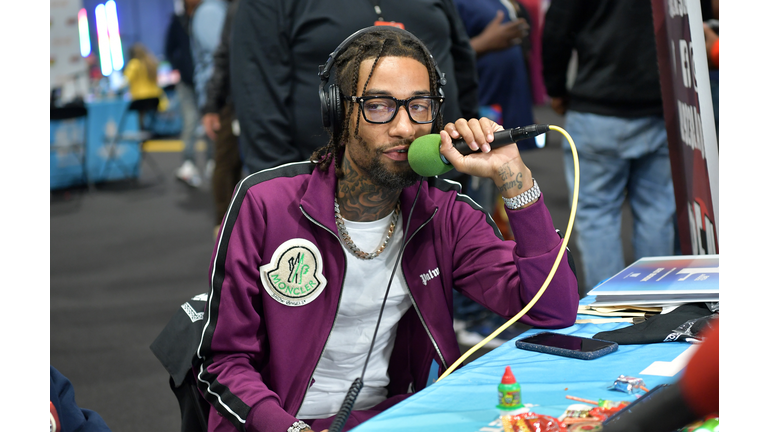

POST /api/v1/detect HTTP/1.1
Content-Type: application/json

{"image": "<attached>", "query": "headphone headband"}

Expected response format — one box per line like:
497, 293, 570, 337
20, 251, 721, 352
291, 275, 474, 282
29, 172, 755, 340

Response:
318, 25, 446, 87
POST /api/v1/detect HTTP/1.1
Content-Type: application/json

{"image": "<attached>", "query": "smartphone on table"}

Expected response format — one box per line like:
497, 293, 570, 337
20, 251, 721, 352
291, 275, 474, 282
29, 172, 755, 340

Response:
515, 332, 618, 360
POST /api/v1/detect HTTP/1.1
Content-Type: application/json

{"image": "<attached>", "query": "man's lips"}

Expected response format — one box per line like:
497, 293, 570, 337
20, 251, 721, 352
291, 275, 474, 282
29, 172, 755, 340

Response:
382, 145, 410, 161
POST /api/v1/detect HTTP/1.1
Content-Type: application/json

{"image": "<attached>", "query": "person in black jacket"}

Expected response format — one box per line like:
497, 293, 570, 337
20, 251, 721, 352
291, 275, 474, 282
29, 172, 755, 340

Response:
229, 0, 479, 189
542, 0, 677, 290
201, 0, 242, 239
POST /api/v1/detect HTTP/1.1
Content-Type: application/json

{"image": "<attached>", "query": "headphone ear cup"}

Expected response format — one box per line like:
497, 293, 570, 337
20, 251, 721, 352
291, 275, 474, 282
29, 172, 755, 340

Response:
320, 86, 331, 129
329, 84, 344, 140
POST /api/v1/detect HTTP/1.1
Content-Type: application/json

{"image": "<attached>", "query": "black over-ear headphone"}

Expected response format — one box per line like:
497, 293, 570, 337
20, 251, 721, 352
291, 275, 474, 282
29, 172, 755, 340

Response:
318, 25, 447, 141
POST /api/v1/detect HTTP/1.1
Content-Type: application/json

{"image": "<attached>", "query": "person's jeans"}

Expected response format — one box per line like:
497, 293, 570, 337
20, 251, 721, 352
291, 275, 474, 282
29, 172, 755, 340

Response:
563, 111, 676, 289
175, 81, 201, 163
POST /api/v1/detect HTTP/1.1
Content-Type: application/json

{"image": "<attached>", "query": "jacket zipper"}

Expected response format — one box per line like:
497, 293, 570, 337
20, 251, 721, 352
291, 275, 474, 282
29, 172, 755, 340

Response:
297, 205, 348, 415
400, 208, 448, 372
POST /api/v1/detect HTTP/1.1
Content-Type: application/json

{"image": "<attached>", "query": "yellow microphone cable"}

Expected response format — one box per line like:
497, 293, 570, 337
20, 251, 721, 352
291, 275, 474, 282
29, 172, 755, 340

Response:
437, 125, 580, 382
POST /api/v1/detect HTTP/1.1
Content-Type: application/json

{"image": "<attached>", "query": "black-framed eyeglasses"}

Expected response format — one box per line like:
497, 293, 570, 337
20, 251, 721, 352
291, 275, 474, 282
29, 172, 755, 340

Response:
344, 94, 444, 124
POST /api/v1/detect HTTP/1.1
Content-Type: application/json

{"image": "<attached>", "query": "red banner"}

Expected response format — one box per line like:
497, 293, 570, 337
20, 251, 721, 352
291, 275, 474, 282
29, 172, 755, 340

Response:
651, 0, 719, 255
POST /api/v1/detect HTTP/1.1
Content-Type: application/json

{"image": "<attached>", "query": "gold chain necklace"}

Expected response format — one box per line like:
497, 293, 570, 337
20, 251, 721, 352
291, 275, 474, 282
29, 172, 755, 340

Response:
334, 198, 400, 260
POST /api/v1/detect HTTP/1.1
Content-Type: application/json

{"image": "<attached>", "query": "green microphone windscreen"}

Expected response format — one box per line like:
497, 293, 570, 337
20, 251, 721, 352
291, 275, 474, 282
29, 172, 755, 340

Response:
408, 134, 454, 177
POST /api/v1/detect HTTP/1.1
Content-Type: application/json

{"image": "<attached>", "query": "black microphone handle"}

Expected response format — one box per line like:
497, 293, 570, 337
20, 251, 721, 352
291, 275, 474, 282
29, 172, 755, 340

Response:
328, 378, 364, 432
452, 124, 550, 155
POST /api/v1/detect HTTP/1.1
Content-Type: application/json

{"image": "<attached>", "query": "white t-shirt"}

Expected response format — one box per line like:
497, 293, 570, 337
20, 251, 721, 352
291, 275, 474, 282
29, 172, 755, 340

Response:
297, 211, 412, 419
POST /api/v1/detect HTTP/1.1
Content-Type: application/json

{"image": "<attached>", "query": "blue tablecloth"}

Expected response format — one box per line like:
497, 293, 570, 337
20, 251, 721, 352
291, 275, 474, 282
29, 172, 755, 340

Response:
352, 298, 693, 432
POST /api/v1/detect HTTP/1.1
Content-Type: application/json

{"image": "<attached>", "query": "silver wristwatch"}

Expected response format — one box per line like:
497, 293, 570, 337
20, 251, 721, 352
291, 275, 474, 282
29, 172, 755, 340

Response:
502, 178, 541, 210
287, 420, 311, 432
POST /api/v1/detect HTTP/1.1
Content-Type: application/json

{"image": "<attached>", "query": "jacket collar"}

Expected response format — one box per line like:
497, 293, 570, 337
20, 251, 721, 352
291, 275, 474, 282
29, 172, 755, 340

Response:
300, 161, 438, 239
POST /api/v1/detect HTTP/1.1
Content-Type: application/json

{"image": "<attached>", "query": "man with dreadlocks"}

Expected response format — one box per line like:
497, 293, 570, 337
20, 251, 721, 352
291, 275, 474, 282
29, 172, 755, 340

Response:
196, 27, 578, 432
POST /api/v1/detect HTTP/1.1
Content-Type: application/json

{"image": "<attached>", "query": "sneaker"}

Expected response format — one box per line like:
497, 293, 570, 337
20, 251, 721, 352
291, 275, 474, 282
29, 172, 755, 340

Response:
205, 159, 215, 181
176, 160, 202, 187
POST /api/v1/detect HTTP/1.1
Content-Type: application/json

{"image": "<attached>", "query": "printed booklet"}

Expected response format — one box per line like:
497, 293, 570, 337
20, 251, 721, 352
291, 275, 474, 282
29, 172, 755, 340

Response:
586, 255, 719, 307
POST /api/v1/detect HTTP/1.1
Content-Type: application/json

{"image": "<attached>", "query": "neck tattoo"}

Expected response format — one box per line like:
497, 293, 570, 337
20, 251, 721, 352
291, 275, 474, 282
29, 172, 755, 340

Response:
334, 197, 400, 260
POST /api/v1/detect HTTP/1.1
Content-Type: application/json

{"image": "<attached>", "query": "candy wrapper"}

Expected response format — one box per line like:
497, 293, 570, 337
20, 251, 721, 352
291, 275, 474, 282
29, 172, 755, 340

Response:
562, 408, 592, 420
593, 401, 628, 411
559, 405, 613, 428
566, 422, 603, 431
608, 375, 647, 394
500, 412, 565, 432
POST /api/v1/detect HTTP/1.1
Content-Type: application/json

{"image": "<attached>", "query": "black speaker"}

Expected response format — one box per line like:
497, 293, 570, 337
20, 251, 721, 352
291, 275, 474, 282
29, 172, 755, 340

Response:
317, 25, 447, 141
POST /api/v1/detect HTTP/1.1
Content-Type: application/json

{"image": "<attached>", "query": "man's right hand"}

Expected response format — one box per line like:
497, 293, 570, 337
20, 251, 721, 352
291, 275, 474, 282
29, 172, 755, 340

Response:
202, 113, 221, 140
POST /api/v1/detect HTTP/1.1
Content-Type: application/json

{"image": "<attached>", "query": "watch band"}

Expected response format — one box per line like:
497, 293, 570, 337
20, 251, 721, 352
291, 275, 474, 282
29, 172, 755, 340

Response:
287, 420, 311, 432
502, 178, 540, 210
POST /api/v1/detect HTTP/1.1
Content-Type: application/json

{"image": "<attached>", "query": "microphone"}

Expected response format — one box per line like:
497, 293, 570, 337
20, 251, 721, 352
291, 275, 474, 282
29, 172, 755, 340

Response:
407, 124, 550, 177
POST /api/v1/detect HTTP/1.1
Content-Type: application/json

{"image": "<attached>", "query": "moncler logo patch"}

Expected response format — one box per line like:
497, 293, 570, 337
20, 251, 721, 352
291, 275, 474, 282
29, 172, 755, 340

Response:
259, 239, 327, 307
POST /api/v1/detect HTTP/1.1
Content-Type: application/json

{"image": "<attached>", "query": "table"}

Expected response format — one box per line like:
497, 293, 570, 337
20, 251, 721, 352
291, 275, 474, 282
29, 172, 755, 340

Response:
50, 90, 182, 190
50, 113, 89, 189
50, 97, 142, 189
352, 298, 695, 432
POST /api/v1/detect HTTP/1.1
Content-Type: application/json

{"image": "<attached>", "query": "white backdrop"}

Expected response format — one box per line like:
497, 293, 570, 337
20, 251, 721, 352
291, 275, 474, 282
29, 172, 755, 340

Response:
50, 0, 88, 94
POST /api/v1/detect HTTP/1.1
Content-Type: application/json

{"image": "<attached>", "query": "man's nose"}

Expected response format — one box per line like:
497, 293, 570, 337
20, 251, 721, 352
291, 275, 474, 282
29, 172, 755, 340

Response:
389, 106, 414, 137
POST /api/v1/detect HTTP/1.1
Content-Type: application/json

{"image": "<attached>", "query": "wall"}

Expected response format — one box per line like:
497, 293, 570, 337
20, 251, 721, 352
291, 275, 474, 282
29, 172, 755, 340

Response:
51, 0, 88, 88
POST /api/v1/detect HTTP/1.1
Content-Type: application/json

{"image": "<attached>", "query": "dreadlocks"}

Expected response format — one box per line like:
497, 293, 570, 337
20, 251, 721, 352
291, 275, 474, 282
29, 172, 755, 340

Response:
311, 28, 444, 177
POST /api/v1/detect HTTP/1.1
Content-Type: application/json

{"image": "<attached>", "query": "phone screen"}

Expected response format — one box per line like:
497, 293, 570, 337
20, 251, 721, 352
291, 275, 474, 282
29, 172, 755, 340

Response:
519, 333, 615, 353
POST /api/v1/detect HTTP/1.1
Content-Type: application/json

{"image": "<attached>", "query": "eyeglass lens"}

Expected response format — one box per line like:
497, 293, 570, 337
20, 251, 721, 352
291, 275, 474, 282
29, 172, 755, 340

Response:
362, 97, 437, 123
